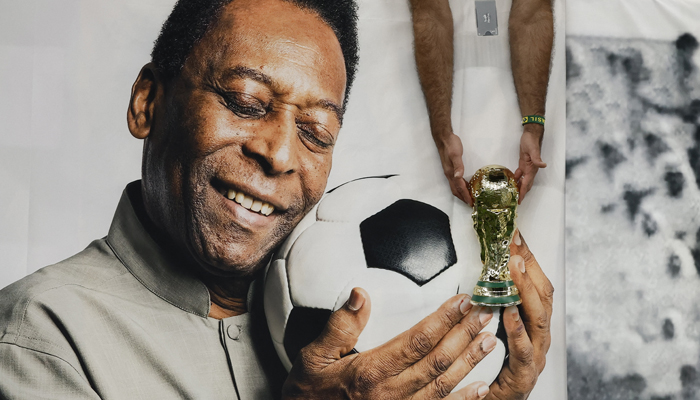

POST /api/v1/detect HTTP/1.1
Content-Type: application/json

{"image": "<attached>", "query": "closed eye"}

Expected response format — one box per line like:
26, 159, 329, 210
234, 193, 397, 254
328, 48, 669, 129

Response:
297, 123, 334, 150
222, 92, 268, 118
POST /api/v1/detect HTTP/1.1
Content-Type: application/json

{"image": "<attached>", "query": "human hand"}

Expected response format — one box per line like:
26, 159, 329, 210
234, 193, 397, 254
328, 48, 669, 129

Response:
434, 132, 474, 207
282, 288, 498, 399
485, 231, 554, 400
514, 126, 547, 204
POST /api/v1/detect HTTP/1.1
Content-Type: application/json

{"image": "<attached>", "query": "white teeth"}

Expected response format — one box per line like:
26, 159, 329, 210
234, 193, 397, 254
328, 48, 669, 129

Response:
222, 186, 275, 216
241, 195, 253, 209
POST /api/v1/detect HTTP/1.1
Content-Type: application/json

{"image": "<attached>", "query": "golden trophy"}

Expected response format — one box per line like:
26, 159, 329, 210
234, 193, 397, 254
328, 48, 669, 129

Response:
469, 165, 521, 307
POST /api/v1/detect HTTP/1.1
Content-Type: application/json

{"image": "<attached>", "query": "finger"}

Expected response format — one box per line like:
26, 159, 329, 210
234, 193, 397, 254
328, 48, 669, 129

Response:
452, 155, 465, 179
454, 177, 473, 207
304, 288, 371, 365
509, 255, 550, 362
511, 231, 554, 318
532, 158, 547, 169
378, 294, 472, 372
517, 174, 532, 204
444, 381, 490, 400
400, 306, 494, 389
501, 306, 538, 393
416, 332, 496, 399
514, 168, 523, 182
449, 180, 469, 206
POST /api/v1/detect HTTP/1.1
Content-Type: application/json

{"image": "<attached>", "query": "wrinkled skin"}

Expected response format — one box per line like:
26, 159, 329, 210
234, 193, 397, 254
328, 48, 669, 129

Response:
128, 0, 346, 289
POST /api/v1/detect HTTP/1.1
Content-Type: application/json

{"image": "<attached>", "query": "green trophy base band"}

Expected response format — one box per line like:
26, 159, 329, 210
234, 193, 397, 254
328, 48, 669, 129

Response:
471, 294, 522, 306
476, 280, 515, 288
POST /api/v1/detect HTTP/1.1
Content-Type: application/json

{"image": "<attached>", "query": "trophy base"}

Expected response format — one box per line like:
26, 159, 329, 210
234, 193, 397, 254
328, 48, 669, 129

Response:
470, 280, 522, 307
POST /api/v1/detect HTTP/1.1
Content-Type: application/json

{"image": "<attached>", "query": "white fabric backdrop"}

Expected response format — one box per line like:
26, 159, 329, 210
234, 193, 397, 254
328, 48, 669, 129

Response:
0, 0, 566, 398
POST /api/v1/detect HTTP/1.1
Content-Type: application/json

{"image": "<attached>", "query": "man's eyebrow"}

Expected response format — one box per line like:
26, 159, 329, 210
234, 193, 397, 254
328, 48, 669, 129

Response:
317, 99, 344, 124
222, 66, 273, 85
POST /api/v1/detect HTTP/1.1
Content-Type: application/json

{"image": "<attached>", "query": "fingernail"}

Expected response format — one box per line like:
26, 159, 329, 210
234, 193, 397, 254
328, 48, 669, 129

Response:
507, 306, 520, 322
481, 334, 497, 352
477, 384, 489, 398
510, 255, 525, 274
479, 307, 493, 324
459, 295, 472, 314
513, 231, 522, 246
347, 289, 364, 311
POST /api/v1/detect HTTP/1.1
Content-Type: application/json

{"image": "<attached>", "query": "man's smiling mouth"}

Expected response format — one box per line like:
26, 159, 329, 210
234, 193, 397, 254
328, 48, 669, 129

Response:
216, 186, 275, 216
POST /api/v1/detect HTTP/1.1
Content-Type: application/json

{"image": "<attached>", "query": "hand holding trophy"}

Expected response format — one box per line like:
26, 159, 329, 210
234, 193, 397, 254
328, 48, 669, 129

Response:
469, 165, 522, 307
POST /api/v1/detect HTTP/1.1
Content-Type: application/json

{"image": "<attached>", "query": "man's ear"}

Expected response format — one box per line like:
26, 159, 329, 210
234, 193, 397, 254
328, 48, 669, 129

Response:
128, 63, 162, 139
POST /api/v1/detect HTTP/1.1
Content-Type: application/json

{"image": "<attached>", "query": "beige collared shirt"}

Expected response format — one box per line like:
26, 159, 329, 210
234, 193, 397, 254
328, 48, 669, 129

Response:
0, 182, 286, 399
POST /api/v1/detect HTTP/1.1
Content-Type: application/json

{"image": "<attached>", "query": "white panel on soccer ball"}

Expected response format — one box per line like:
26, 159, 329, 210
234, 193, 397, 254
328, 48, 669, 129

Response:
286, 223, 366, 309
274, 204, 319, 260
317, 177, 403, 222
332, 268, 450, 351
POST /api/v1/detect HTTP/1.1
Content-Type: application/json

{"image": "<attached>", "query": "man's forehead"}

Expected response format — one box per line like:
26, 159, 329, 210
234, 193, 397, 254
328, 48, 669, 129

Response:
184, 0, 346, 107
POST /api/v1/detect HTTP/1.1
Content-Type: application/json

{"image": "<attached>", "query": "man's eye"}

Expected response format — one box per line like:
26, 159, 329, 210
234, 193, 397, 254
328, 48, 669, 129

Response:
224, 92, 267, 118
297, 124, 334, 150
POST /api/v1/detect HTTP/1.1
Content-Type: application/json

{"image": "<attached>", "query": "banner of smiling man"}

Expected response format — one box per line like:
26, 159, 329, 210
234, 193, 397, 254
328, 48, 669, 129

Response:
0, 0, 565, 398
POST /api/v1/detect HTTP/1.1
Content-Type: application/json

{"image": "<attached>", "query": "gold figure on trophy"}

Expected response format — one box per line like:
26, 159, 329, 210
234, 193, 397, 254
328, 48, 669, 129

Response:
469, 165, 522, 307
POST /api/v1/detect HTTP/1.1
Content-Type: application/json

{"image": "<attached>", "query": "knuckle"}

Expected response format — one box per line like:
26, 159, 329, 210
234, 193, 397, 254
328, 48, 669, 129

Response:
406, 330, 435, 359
296, 346, 314, 368
464, 349, 482, 370
432, 374, 454, 398
349, 367, 381, 393
518, 342, 535, 364
438, 307, 461, 329
534, 311, 550, 332
543, 281, 555, 299
537, 356, 547, 374
426, 350, 453, 376
520, 248, 536, 265
460, 319, 482, 340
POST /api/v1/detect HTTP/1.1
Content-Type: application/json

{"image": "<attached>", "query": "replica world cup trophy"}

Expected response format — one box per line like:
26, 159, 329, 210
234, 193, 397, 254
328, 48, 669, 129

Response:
469, 165, 522, 307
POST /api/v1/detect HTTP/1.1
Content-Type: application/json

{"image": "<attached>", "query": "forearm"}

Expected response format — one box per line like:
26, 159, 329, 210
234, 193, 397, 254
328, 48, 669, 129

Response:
509, 0, 553, 118
409, 0, 454, 140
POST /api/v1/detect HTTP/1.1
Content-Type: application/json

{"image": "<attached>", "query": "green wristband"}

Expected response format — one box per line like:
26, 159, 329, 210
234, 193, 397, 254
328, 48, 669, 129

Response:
522, 115, 545, 126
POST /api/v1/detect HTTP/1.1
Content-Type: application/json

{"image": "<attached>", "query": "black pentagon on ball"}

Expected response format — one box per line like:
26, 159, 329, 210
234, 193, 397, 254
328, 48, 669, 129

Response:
283, 307, 332, 364
360, 199, 457, 286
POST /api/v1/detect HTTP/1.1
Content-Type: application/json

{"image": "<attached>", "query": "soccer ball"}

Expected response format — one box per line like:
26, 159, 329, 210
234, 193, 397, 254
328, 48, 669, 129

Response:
264, 175, 507, 389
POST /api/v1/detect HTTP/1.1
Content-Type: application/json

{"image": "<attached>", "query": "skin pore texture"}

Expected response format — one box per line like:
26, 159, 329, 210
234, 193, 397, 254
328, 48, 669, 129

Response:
127, 0, 346, 318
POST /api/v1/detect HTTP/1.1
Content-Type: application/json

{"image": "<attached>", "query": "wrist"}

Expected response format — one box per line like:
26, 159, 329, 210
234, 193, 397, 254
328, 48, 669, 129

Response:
431, 128, 455, 147
522, 123, 544, 136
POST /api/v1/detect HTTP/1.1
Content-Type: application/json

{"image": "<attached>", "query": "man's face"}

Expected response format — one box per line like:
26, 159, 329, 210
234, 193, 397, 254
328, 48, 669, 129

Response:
142, 0, 346, 278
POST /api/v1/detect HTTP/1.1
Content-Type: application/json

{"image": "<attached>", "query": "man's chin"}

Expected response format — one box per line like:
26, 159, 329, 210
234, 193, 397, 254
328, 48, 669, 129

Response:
189, 239, 275, 280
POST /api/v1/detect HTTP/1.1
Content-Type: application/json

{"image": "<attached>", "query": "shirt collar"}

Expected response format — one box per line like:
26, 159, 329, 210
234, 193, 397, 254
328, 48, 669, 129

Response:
106, 181, 212, 318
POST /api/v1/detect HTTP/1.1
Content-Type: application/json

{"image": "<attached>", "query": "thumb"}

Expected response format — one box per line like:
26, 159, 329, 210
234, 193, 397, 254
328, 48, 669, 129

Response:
532, 156, 547, 169
306, 287, 372, 362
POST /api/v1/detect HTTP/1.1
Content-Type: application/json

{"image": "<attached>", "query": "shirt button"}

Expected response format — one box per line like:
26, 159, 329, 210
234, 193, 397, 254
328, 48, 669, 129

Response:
227, 324, 242, 341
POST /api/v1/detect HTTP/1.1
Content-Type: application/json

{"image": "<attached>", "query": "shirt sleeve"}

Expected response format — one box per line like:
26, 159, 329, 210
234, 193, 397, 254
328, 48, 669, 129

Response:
0, 343, 102, 400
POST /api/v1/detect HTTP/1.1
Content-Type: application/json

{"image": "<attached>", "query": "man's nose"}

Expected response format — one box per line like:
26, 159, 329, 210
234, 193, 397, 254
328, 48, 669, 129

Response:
242, 110, 300, 175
